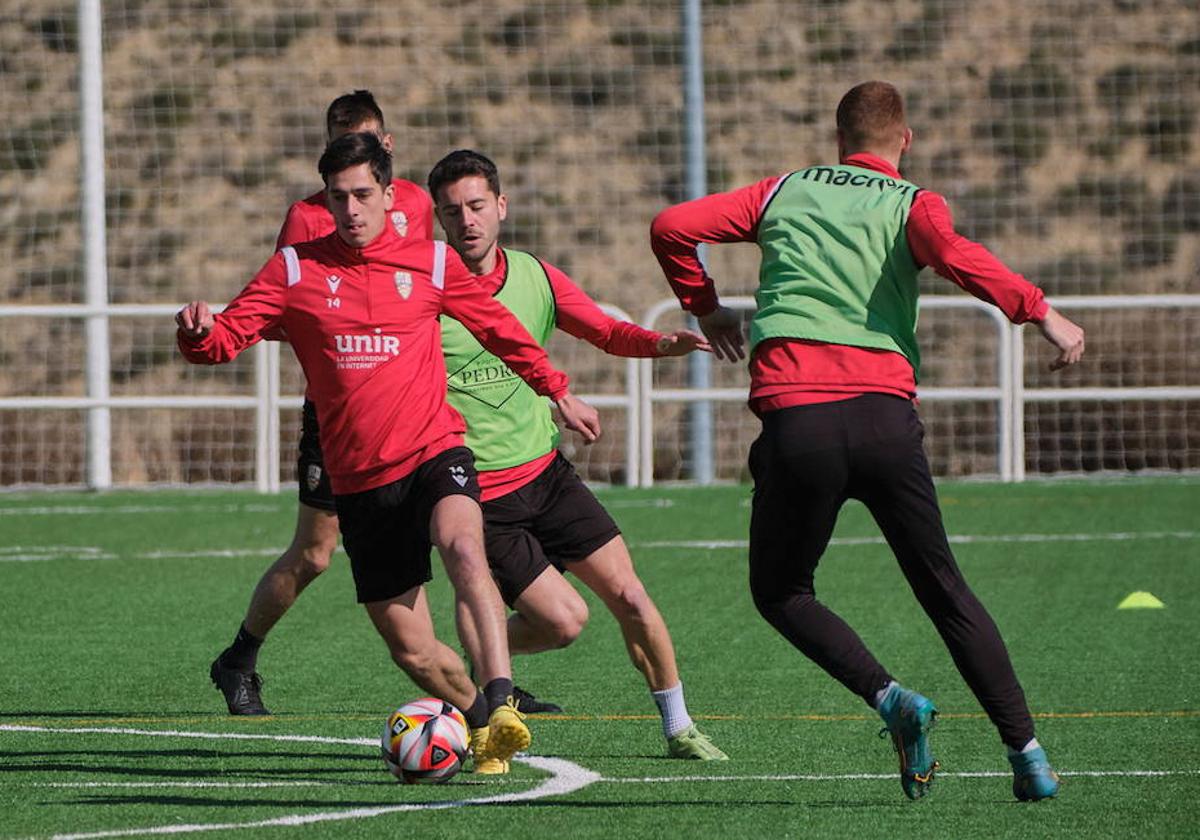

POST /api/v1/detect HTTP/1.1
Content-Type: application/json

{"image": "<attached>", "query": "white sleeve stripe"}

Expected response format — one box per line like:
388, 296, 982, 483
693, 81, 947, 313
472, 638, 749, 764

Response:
759, 174, 790, 215
432, 240, 446, 290
281, 246, 301, 287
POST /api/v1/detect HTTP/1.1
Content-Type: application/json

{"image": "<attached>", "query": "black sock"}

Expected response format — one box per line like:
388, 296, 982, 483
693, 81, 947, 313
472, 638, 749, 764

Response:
463, 691, 489, 729
220, 624, 263, 672
483, 677, 514, 714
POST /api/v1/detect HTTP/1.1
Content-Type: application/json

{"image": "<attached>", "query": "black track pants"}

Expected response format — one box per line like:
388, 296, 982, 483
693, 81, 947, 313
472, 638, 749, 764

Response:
747, 394, 1035, 750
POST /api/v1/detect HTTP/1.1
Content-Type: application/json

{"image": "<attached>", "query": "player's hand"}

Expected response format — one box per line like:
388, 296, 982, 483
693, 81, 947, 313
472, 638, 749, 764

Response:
1038, 306, 1085, 371
656, 329, 712, 357
175, 300, 215, 339
555, 392, 602, 444
697, 305, 745, 362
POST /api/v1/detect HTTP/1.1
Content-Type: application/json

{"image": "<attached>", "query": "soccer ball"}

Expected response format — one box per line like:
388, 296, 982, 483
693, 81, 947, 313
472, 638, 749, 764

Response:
381, 697, 470, 784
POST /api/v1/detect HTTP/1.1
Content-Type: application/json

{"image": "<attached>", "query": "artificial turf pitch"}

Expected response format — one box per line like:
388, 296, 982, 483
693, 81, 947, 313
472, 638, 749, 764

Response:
1, 479, 1197, 838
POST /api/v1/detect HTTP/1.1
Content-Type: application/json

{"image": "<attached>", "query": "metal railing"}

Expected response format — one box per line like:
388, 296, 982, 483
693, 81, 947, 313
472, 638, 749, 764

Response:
2, 295, 1197, 489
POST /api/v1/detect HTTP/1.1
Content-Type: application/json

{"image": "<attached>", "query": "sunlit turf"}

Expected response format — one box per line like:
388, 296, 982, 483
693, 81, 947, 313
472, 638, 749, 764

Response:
1, 479, 1198, 838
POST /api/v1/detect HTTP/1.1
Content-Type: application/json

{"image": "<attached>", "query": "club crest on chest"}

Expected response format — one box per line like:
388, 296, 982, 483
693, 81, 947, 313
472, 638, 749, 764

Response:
394, 272, 412, 300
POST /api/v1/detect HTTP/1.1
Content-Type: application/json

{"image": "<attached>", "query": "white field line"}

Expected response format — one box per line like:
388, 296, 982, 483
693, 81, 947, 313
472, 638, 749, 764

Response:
5, 723, 1197, 839
601, 498, 675, 509
0, 548, 294, 564
604, 769, 1200, 783
2, 725, 598, 840
635, 530, 1200, 550
0, 500, 675, 516
0, 504, 282, 517
0, 547, 116, 563
22, 769, 1199, 793
4, 529, 1197, 565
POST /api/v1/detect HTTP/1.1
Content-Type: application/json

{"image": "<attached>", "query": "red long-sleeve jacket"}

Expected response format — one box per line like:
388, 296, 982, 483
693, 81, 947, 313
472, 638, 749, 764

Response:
651, 153, 1049, 412
178, 226, 569, 495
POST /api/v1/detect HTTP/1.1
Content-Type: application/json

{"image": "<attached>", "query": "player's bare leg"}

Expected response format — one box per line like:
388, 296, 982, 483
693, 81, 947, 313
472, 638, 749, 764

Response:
244, 503, 339, 637
211, 503, 339, 715
571, 536, 678, 689
432, 494, 530, 772
571, 536, 727, 760
508, 568, 589, 655
432, 495, 512, 686
365, 584, 480, 713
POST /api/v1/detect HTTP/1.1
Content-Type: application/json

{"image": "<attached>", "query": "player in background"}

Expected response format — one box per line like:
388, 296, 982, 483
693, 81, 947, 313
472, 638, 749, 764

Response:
178, 131, 603, 772
208, 91, 434, 717
650, 81, 1084, 800
429, 149, 728, 767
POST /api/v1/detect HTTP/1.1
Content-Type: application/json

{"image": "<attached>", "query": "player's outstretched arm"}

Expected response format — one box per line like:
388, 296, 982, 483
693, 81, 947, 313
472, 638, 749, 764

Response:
1038, 306, 1085, 371
554, 392, 601, 444
656, 329, 712, 357
698, 306, 745, 363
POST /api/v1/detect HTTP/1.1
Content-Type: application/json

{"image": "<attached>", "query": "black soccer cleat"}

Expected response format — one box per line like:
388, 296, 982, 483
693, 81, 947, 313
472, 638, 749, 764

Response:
210, 657, 271, 715
511, 684, 563, 714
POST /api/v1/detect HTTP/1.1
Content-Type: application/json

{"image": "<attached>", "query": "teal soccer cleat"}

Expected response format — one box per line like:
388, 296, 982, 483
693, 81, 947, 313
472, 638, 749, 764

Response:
1010, 746, 1060, 801
877, 684, 939, 800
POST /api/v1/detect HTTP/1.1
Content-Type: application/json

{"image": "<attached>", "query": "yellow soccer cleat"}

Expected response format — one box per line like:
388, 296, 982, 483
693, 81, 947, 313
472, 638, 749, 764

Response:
469, 723, 512, 775
475, 696, 530, 773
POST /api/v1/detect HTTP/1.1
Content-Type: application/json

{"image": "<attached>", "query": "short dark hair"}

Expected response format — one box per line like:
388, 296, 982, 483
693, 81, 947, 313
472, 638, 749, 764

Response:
318, 131, 392, 188
326, 89, 386, 139
836, 81, 907, 151
427, 149, 502, 202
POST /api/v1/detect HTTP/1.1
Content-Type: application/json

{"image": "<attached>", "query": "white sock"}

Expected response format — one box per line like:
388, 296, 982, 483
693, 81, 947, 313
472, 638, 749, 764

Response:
873, 680, 899, 710
652, 682, 693, 739
1008, 737, 1041, 757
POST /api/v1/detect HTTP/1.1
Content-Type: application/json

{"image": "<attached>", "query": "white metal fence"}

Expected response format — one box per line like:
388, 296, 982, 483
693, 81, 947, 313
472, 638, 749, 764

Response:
2, 295, 1196, 490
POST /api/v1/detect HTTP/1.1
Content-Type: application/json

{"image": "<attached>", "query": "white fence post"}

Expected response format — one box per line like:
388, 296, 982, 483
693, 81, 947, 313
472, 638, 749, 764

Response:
79, 0, 111, 490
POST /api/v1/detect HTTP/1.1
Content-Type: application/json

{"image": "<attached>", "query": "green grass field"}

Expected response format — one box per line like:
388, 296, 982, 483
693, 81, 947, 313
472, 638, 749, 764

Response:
2, 479, 1198, 839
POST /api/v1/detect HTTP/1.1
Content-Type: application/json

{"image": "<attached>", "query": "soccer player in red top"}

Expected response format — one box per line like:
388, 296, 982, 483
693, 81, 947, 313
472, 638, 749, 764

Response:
650, 81, 1084, 801
177, 131, 601, 771
206, 91, 433, 720
275, 91, 434, 248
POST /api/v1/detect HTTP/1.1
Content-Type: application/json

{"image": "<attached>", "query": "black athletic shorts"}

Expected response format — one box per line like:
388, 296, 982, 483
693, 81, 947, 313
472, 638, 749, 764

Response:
481, 453, 621, 607
296, 399, 336, 512
334, 446, 481, 604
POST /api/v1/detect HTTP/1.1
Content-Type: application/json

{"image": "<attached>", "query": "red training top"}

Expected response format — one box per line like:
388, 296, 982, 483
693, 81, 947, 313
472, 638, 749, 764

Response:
178, 226, 570, 495
474, 248, 667, 502
650, 152, 1049, 413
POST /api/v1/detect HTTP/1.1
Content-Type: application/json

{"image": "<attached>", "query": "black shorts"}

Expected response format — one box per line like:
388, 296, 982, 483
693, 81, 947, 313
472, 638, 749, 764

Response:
296, 399, 336, 512
334, 446, 481, 604
481, 453, 621, 607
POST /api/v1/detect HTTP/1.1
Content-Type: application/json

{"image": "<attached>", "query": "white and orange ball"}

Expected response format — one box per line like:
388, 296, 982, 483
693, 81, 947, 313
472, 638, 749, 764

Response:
381, 698, 469, 784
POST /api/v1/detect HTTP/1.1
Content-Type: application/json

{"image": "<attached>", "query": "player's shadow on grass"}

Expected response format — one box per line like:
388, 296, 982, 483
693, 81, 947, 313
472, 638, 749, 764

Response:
0, 747, 374, 779
497, 795, 912, 810
61, 794, 406, 809
0, 710, 158, 719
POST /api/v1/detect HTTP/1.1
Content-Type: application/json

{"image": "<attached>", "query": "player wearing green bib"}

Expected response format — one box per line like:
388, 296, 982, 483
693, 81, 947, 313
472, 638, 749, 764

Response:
652, 82, 1084, 802
429, 150, 728, 769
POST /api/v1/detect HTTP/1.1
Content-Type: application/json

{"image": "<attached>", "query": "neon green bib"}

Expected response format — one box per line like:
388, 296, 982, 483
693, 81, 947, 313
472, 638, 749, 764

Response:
440, 249, 559, 470
753, 164, 923, 376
